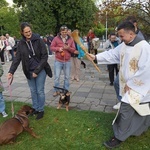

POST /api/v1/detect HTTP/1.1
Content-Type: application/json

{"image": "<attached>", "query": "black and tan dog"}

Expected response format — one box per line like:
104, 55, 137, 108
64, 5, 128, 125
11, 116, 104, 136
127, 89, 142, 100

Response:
0, 105, 38, 145
57, 91, 71, 111
54, 86, 71, 111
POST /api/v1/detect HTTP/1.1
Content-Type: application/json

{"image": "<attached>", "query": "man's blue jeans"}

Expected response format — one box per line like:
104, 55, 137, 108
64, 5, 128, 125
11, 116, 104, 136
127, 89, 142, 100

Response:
0, 92, 5, 113
27, 69, 46, 112
54, 60, 71, 91
114, 74, 122, 101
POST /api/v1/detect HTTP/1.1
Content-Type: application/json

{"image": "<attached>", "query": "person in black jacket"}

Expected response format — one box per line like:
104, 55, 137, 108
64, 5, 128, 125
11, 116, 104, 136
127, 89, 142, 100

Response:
7, 22, 52, 120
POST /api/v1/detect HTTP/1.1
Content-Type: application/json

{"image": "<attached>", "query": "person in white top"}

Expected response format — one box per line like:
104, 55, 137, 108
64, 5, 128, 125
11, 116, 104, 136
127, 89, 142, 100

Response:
5, 33, 15, 61
0, 36, 6, 64
88, 21, 150, 149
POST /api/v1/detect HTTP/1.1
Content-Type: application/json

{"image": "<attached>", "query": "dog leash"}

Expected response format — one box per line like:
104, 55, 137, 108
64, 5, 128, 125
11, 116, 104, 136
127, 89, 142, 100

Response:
8, 77, 14, 117
53, 86, 68, 93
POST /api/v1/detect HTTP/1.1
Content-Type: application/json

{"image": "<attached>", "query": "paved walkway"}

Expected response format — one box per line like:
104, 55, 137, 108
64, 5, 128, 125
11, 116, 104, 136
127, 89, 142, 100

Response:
2, 56, 118, 113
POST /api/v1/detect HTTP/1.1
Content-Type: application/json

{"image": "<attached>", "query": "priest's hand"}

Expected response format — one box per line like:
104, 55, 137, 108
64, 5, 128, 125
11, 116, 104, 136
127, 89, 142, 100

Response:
86, 53, 96, 61
124, 84, 131, 94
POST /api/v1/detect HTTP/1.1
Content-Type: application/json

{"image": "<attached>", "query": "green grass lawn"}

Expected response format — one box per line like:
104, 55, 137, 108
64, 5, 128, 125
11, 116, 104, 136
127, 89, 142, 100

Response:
0, 101, 150, 150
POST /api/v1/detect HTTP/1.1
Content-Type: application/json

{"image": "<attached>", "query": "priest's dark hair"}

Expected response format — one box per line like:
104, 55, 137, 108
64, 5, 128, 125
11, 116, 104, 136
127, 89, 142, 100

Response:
117, 21, 136, 33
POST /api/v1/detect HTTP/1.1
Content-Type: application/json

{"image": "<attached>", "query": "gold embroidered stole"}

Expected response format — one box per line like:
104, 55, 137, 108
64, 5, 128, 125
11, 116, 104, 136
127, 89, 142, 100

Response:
119, 41, 150, 116
119, 43, 141, 96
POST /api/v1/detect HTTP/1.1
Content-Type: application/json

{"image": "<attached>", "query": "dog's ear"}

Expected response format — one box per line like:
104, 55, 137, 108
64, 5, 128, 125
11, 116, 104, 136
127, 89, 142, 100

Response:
25, 110, 31, 115
19, 105, 33, 115
26, 107, 34, 115
66, 92, 71, 96
17, 110, 26, 116
20, 105, 30, 110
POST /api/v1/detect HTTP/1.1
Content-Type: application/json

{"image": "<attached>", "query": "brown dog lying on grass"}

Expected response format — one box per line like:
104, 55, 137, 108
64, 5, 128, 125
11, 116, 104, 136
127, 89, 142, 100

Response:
0, 105, 38, 145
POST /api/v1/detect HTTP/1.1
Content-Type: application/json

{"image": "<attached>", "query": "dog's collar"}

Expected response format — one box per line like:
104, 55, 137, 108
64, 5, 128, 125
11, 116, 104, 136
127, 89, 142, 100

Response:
14, 114, 24, 124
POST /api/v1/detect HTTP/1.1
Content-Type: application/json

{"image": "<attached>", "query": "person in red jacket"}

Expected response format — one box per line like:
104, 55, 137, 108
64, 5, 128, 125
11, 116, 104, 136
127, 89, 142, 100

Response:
51, 25, 78, 96
87, 29, 95, 53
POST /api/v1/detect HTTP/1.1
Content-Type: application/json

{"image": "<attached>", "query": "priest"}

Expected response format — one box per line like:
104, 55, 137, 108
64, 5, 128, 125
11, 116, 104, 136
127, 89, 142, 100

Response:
88, 21, 150, 149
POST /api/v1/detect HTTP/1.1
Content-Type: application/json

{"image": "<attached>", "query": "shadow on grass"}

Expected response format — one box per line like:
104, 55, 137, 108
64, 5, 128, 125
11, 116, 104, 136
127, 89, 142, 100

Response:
0, 101, 150, 150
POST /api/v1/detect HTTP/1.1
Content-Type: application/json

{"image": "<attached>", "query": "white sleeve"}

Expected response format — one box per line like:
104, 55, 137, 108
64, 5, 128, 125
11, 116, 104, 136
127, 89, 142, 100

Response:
96, 43, 122, 64
12, 38, 15, 47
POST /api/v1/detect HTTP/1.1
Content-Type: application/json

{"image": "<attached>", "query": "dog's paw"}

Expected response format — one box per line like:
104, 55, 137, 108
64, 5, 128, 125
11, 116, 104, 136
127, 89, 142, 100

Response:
57, 107, 60, 109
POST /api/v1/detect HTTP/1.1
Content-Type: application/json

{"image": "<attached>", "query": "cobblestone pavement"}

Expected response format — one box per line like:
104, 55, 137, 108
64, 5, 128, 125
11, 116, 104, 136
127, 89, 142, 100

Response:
2, 55, 118, 113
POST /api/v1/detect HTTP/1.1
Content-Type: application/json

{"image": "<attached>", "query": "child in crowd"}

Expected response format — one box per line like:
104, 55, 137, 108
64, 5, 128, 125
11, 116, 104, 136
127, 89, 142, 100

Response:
0, 64, 8, 117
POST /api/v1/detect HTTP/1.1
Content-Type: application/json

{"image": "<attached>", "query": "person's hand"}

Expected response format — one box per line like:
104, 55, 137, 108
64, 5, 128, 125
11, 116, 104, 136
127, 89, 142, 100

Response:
59, 47, 63, 52
7, 73, 13, 85
7, 73, 13, 80
74, 50, 78, 54
32, 72, 38, 78
63, 44, 70, 50
124, 84, 131, 94
86, 53, 96, 61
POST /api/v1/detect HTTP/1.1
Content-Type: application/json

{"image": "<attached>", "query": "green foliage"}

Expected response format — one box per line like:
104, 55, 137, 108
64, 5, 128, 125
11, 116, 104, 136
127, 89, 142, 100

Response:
0, 0, 7, 7
98, 0, 150, 39
18, 0, 98, 35
13, 0, 26, 7
1, 101, 150, 150
18, 0, 56, 36
0, 5, 20, 37
93, 23, 105, 38
0, 0, 98, 38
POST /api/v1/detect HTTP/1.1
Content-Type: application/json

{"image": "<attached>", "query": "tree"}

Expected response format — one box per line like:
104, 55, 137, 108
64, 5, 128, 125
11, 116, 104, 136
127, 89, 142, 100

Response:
13, 0, 98, 36
0, 0, 7, 7
93, 23, 105, 38
0, 1, 20, 37
98, 0, 150, 39
18, 0, 56, 36
124, 0, 150, 39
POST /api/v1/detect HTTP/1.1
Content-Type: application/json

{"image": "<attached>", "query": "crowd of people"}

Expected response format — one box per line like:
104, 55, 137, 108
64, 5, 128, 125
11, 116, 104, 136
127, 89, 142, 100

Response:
0, 15, 150, 149
0, 34, 18, 118
0, 34, 18, 65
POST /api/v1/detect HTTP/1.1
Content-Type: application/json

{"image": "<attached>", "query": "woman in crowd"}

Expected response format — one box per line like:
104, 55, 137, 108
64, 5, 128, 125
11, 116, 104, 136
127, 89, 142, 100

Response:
7, 22, 52, 120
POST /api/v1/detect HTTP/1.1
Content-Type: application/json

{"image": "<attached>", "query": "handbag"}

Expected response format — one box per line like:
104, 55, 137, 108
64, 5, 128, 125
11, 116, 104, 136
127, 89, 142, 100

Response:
44, 63, 53, 78
32, 55, 53, 78
27, 44, 52, 78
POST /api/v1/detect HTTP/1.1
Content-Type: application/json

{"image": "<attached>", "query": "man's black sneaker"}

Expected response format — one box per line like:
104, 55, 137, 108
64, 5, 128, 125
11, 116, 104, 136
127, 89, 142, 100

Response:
36, 111, 44, 120
104, 137, 122, 148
